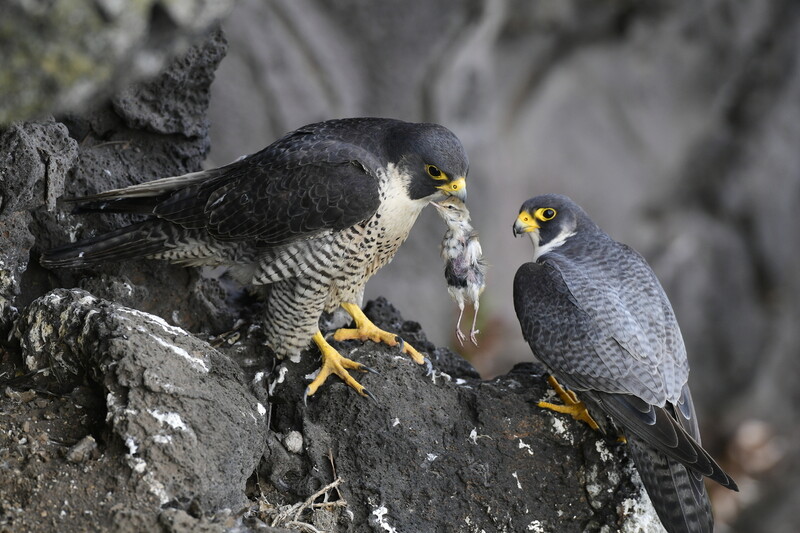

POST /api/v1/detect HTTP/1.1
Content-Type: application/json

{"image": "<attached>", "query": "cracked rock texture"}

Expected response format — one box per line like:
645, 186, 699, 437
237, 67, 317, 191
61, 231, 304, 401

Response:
0, 119, 77, 325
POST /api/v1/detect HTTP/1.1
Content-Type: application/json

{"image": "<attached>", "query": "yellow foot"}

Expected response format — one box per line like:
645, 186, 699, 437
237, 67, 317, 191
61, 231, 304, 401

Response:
334, 302, 429, 367
538, 375, 600, 431
305, 331, 376, 401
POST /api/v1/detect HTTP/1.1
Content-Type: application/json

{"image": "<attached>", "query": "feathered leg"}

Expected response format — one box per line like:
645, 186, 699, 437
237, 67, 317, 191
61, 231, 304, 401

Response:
266, 280, 375, 400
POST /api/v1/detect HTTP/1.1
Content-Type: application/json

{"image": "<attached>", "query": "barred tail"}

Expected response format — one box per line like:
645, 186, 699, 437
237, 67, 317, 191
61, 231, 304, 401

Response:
628, 437, 714, 533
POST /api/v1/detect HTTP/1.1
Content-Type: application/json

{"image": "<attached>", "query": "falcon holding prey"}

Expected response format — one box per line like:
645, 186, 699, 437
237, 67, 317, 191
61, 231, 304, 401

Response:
41, 118, 468, 399
512, 194, 737, 533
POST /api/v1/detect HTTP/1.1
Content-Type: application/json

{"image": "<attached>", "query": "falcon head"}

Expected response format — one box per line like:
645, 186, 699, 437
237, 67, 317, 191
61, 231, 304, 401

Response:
513, 194, 593, 261
388, 122, 468, 202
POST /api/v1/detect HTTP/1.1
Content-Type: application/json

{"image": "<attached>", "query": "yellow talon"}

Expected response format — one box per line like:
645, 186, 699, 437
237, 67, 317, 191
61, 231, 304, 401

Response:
538, 375, 600, 431
305, 331, 371, 398
334, 302, 426, 365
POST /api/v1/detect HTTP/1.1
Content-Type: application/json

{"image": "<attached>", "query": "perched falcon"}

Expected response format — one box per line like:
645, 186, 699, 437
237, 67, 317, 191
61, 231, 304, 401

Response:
41, 117, 469, 398
511, 194, 737, 533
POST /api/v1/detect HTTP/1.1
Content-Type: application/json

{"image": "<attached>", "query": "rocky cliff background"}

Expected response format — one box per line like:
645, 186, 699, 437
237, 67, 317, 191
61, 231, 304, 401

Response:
1, 1, 799, 532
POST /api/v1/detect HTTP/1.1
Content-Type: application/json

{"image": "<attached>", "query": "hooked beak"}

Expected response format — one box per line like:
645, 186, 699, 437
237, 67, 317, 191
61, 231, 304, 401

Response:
513, 211, 538, 237
436, 176, 467, 202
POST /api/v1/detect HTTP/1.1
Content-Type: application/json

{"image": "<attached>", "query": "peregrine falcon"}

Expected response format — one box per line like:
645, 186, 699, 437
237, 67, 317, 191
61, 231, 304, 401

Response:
40, 117, 469, 399
512, 194, 737, 533
430, 197, 486, 346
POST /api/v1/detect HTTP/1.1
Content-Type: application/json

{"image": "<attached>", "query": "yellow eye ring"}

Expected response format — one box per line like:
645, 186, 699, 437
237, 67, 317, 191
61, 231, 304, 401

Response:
535, 207, 557, 221
426, 164, 448, 180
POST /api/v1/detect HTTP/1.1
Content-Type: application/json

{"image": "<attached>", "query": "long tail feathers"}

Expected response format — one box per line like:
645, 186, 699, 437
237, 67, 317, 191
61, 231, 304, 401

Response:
62, 168, 223, 215
42, 167, 232, 267
40, 221, 169, 268
628, 437, 714, 533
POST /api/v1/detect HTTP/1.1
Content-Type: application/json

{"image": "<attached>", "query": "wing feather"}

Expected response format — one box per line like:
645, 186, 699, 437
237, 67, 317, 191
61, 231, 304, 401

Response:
546, 239, 689, 404
155, 138, 382, 244
513, 261, 649, 399
66, 129, 384, 247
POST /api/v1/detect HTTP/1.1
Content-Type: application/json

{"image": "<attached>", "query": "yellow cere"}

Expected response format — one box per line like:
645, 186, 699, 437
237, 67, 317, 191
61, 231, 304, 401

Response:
442, 176, 466, 192
517, 210, 539, 231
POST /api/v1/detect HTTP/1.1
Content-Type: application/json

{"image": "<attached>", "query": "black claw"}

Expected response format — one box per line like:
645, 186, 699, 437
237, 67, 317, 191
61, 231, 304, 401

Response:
362, 388, 378, 403
360, 364, 380, 375
395, 335, 405, 352
423, 356, 434, 376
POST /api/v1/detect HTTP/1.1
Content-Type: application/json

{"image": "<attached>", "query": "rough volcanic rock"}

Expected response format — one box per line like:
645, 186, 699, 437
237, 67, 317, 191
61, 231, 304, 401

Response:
0, 0, 235, 124
0, 120, 77, 333
209, 298, 658, 532
23, 28, 233, 338
12, 288, 268, 511
2, 287, 664, 532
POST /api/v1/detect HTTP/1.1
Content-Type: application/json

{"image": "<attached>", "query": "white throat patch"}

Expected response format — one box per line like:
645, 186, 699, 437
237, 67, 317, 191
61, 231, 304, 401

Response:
530, 227, 576, 262
375, 163, 428, 241
383, 162, 411, 192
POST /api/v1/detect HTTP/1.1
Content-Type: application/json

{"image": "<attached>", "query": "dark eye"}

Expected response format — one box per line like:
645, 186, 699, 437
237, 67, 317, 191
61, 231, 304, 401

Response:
541, 208, 556, 220
426, 164, 444, 179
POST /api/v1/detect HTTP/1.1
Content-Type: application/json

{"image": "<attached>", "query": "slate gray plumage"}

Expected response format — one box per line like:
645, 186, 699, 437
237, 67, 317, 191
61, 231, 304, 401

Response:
512, 194, 737, 533
41, 117, 469, 396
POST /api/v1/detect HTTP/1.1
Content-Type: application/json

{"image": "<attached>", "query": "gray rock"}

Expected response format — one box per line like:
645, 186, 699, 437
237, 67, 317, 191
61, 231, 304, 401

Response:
5, 286, 663, 531
111, 29, 227, 138
0, 0, 234, 124
12, 288, 268, 510
251, 297, 652, 532
0, 119, 77, 333
3, 386, 36, 403
27, 27, 233, 337
66, 435, 99, 463
0, 119, 76, 215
